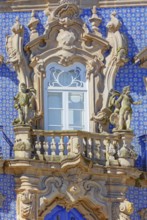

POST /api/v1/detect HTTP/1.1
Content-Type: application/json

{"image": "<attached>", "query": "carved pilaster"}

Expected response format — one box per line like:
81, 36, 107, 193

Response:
16, 176, 39, 220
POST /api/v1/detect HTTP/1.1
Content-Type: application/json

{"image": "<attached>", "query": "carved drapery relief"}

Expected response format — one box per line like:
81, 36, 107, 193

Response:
6, 1, 129, 132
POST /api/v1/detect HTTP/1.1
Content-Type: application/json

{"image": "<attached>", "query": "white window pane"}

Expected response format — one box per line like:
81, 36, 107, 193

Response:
68, 92, 84, 109
69, 110, 84, 127
48, 109, 62, 125
48, 92, 62, 108
48, 126, 63, 131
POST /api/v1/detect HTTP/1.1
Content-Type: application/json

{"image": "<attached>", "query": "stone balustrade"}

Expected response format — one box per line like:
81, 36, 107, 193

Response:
30, 129, 136, 166
13, 126, 137, 167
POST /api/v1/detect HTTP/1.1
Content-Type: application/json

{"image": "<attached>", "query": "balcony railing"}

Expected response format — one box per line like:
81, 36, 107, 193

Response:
13, 126, 136, 167
32, 129, 127, 165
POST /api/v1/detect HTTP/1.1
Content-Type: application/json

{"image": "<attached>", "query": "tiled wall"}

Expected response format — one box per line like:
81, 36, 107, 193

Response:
0, 6, 146, 219
0, 175, 16, 219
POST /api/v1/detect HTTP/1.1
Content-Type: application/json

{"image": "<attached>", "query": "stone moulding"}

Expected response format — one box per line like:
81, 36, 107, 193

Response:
0, 0, 147, 11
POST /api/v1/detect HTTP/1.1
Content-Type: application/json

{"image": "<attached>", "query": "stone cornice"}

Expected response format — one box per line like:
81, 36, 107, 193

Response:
5, 158, 142, 184
0, 0, 146, 12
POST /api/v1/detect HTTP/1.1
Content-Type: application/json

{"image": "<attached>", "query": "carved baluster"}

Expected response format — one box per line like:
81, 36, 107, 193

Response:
83, 137, 87, 157
70, 136, 82, 155
35, 139, 43, 160
87, 138, 92, 159
94, 138, 101, 161
50, 136, 56, 156
99, 138, 106, 165
59, 136, 64, 156
67, 136, 71, 156
104, 138, 110, 166
43, 141, 49, 161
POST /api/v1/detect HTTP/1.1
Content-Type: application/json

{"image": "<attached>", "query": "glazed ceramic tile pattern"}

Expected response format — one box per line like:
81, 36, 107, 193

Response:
0, 6, 146, 219
0, 175, 16, 219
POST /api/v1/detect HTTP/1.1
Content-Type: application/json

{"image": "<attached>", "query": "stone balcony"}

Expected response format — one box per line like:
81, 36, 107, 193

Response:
13, 126, 137, 167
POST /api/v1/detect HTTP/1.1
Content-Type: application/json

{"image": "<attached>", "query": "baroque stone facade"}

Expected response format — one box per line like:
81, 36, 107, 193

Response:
0, 1, 146, 220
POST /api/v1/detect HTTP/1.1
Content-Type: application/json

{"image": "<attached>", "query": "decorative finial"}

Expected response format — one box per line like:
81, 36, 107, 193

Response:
28, 10, 39, 41
89, 6, 102, 36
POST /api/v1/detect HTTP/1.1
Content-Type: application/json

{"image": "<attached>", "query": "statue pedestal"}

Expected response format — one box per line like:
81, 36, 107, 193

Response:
13, 125, 32, 159
113, 131, 137, 167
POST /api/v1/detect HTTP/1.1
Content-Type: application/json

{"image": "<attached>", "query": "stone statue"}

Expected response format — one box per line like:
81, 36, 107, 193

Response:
110, 86, 141, 131
13, 83, 36, 125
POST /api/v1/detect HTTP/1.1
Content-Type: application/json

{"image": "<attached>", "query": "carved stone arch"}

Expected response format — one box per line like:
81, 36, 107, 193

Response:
38, 196, 108, 220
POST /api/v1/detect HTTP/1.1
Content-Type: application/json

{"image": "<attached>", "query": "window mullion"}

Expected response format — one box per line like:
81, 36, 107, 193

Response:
65, 91, 69, 130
